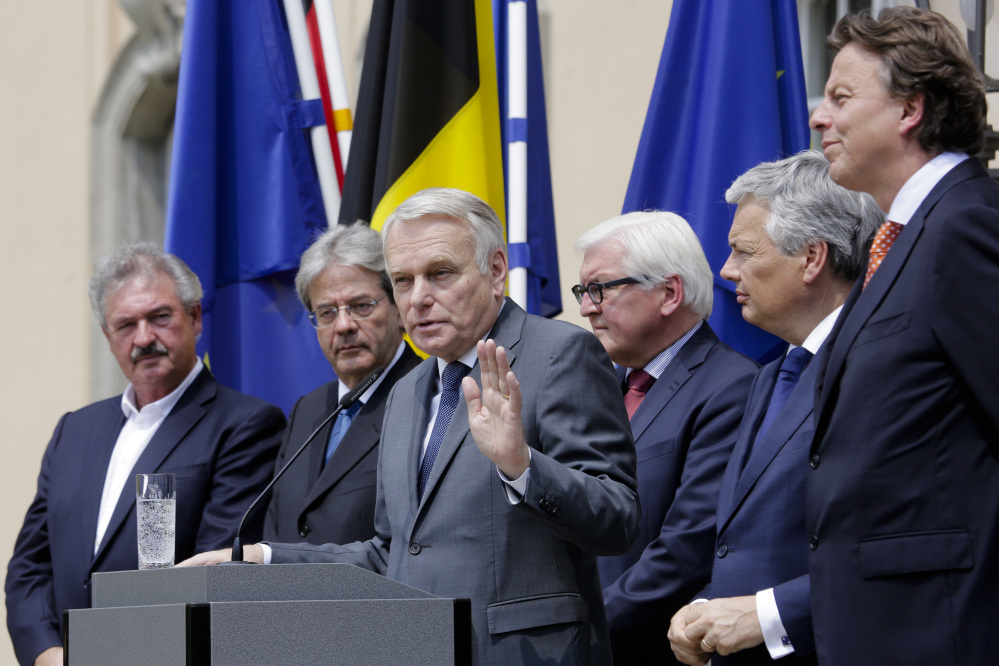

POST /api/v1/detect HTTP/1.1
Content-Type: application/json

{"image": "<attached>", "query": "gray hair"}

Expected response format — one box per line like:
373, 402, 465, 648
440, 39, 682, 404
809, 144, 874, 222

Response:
574, 211, 714, 318
89, 241, 203, 330
382, 188, 506, 274
726, 149, 883, 280
295, 222, 392, 311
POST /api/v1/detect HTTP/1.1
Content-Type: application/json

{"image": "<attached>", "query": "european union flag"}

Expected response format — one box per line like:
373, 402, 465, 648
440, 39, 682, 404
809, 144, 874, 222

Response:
623, 0, 810, 361
165, 0, 334, 413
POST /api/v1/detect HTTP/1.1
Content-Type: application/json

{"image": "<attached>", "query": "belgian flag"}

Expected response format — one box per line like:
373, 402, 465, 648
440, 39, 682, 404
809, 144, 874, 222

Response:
337, 0, 505, 230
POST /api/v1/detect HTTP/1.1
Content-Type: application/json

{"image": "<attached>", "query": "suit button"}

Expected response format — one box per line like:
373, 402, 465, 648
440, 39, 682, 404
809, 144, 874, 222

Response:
409, 542, 422, 555
809, 535, 819, 550
810, 454, 821, 469
298, 524, 310, 538
716, 544, 728, 558
539, 498, 549, 510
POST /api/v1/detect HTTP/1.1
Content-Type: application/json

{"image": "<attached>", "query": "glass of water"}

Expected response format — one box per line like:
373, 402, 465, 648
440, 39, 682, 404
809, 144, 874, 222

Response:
136, 473, 176, 569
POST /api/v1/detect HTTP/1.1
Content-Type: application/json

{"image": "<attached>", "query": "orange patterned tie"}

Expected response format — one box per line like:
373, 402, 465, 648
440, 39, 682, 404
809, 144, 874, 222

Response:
863, 221, 904, 290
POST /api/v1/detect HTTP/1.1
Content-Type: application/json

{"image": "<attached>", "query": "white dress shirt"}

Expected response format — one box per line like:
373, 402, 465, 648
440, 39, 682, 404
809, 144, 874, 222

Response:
94, 358, 203, 553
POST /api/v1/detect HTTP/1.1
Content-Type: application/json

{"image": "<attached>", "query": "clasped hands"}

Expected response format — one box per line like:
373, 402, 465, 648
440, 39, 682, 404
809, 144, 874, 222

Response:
668, 595, 763, 664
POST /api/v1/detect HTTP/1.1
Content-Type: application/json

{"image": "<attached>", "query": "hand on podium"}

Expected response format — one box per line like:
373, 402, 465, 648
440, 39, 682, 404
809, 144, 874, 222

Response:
177, 544, 264, 566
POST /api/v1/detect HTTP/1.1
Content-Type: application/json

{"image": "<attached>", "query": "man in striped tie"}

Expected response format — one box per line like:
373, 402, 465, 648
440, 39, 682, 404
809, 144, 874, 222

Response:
574, 211, 758, 663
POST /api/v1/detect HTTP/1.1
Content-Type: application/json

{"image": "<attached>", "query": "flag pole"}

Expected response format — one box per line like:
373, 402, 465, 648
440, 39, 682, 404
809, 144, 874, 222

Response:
506, 0, 529, 308
282, 0, 341, 224
312, 0, 354, 171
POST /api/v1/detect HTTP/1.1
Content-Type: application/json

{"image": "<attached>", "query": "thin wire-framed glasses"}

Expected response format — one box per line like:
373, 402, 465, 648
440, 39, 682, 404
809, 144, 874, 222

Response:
308, 295, 387, 329
571, 277, 642, 305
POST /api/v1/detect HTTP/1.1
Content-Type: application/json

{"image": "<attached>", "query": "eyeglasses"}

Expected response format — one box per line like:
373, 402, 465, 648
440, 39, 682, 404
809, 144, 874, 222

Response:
571, 277, 642, 305
308, 295, 387, 329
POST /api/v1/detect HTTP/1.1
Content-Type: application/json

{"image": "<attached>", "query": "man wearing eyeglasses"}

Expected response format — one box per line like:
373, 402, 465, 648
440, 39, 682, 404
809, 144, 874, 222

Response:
574, 211, 758, 664
262, 223, 421, 547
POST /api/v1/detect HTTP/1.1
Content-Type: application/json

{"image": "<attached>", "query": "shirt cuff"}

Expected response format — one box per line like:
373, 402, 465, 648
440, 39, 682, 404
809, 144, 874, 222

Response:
756, 588, 794, 659
259, 542, 273, 565
496, 449, 532, 504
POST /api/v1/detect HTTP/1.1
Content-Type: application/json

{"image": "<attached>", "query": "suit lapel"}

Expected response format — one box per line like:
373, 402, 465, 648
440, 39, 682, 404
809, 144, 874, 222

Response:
93, 370, 213, 563
409, 360, 439, 515
307, 403, 382, 506
630, 324, 715, 441
304, 383, 341, 486
417, 300, 525, 511
83, 402, 128, 565
817, 159, 980, 425
721, 361, 818, 533
716, 361, 776, 530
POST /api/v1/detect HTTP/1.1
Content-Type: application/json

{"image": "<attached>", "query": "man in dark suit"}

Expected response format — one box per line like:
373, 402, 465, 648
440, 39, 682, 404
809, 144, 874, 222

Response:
263, 224, 420, 546
5, 243, 284, 666
668, 150, 881, 665
182, 188, 640, 665
804, 8, 999, 664
573, 211, 757, 662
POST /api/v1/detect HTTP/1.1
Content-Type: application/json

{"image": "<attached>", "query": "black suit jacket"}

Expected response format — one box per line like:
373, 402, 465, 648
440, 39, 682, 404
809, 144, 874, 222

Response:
263, 345, 421, 545
808, 158, 999, 664
4, 369, 284, 666
601, 323, 757, 664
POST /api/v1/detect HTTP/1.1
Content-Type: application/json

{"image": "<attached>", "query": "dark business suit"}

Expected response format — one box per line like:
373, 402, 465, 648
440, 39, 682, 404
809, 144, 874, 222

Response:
600, 323, 757, 664
263, 345, 421, 545
703, 351, 819, 666
268, 300, 640, 665
808, 158, 999, 664
5, 369, 284, 666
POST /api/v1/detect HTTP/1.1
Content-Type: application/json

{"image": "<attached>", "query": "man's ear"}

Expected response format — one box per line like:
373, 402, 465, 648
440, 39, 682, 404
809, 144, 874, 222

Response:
490, 248, 508, 296
802, 241, 830, 284
899, 93, 924, 138
660, 276, 685, 317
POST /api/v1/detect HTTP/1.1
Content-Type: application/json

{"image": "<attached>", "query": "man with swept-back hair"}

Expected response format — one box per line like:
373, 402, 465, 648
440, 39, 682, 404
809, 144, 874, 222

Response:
669, 149, 880, 666
182, 188, 640, 665
573, 211, 757, 664
6, 242, 284, 666
807, 7, 999, 664
263, 223, 420, 546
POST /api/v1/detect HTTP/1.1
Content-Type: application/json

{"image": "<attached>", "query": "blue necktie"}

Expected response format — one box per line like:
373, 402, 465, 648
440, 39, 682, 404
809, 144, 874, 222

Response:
325, 401, 362, 467
754, 347, 812, 448
418, 362, 470, 499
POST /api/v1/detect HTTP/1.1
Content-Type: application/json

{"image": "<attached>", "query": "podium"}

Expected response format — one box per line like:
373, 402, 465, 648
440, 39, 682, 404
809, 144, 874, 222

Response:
64, 563, 472, 665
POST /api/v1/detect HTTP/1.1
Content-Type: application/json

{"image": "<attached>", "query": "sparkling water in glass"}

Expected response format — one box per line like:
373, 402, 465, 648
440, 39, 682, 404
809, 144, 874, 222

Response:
136, 473, 176, 569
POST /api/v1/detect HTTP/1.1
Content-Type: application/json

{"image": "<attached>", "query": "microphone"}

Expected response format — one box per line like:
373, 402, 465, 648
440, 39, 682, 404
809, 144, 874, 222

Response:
227, 366, 385, 563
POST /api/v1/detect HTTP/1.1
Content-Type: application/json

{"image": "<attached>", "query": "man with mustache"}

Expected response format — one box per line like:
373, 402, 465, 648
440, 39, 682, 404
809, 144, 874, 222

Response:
263, 223, 421, 546
5, 243, 285, 666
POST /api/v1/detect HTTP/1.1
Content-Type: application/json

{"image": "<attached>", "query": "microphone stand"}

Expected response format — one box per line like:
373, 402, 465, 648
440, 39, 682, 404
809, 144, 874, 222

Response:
225, 366, 385, 563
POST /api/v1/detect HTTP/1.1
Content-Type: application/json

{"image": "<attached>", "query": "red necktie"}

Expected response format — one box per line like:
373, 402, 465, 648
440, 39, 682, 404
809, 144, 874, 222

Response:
863, 221, 904, 289
624, 370, 656, 420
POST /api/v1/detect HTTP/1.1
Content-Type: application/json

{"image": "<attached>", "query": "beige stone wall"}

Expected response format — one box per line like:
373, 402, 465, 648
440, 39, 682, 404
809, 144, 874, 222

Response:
0, 3, 134, 664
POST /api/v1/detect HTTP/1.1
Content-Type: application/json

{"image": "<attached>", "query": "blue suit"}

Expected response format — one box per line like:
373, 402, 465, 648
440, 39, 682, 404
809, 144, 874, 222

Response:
5, 369, 285, 666
601, 323, 757, 663
703, 350, 819, 665
808, 158, 999, 664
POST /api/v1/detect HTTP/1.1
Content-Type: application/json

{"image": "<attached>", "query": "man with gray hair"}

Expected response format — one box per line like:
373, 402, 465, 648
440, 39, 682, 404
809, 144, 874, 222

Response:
263, 223, 420, 546
669, 150, 880, 665
574, 211, 758, 663
6, 242, 285, 666
182, 188, 640, 665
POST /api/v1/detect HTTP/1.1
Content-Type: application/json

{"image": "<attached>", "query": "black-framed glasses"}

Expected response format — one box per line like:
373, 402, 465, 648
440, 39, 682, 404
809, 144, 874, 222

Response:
308, 295, 387, 329
571, 277, 642, 305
